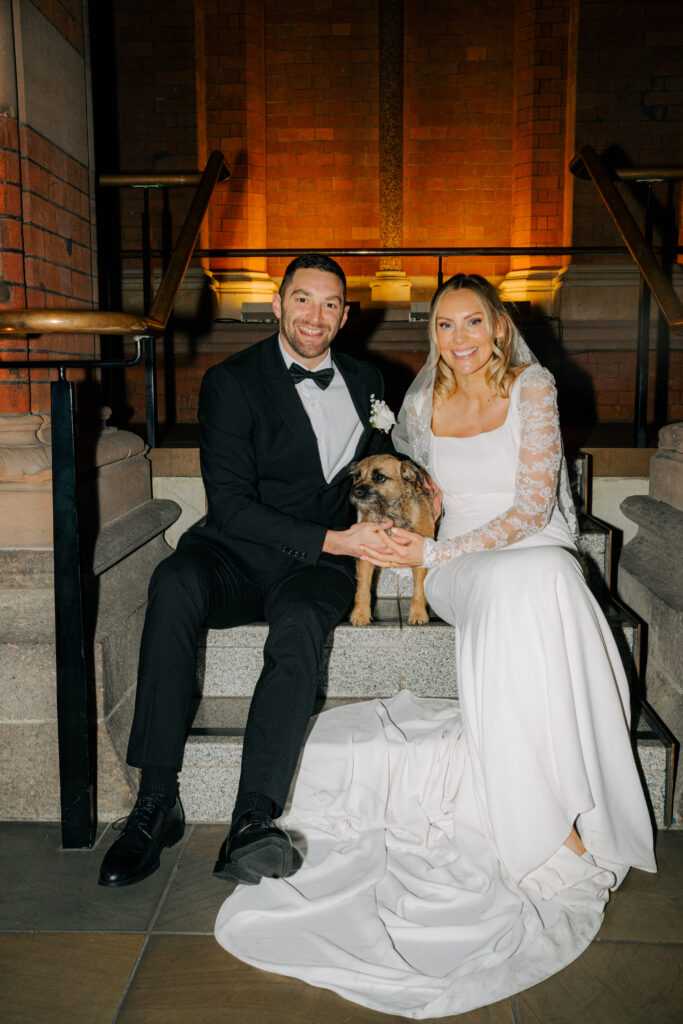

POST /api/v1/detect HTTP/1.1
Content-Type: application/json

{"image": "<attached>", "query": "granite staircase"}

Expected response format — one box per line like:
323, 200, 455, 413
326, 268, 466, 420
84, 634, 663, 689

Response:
179, 488, 672, 827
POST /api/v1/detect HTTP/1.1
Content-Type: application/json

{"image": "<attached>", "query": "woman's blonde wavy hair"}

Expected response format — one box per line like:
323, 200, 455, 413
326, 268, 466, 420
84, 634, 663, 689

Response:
427, 273, 528, 406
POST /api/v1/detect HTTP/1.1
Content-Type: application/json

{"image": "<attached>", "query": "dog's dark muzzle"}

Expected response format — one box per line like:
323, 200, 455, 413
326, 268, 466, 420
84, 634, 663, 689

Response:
351, 485, 371, 503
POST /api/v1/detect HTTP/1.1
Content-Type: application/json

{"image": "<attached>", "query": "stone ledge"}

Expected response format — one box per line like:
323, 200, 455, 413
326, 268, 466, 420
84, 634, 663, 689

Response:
620, 495, 683, 545
92, 498, 181, 575
177, 704, 669, 825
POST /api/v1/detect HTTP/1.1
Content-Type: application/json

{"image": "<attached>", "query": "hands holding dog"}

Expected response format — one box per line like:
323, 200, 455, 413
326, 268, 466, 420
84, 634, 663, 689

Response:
323, 519, 396, 560
359, 526, 426, 569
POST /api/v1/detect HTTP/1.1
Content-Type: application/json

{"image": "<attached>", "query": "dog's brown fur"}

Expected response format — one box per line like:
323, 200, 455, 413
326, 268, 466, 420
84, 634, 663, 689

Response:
349, 454, 434, 626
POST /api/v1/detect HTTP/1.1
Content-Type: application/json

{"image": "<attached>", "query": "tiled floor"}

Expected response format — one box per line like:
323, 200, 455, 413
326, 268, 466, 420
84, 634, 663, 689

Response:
1, 822, 680, 1024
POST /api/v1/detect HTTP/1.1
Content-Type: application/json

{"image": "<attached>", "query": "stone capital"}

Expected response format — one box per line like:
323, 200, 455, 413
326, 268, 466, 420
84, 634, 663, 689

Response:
650, 421, 683, 511
0, 410, 152, 549
369, 270, 413, 305
210, 270, 278, 320
497, 268, 563, 317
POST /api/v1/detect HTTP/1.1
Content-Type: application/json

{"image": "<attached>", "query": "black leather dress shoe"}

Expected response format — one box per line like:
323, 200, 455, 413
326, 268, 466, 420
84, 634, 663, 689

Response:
213, 810, 302, 885
98, 795, 185, 887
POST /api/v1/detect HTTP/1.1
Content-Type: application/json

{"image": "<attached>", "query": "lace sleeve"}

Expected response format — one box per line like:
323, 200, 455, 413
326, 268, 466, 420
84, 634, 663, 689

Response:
423, 365, 562, 567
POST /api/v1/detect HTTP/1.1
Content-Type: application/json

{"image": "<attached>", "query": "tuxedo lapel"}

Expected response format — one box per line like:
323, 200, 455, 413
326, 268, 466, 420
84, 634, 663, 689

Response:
257, 336, 373, 487
259, 335, 326, 477
332, 352, 372, 457
324, 352, 374, 487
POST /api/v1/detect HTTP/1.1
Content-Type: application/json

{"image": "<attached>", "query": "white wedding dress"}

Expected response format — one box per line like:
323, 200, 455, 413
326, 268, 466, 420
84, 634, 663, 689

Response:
215, 365, 656, 1019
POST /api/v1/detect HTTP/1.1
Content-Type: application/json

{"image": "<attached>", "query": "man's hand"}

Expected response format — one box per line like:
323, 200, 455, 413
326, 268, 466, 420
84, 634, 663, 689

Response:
323, 520, 394, 559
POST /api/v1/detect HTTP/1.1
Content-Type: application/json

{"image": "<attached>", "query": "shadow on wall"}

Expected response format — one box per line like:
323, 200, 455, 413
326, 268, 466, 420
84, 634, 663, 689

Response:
516, 311, 597, 457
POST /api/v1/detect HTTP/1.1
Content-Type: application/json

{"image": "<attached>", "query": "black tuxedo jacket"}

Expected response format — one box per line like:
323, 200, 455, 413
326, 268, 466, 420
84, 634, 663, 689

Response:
186, 333, 395, 584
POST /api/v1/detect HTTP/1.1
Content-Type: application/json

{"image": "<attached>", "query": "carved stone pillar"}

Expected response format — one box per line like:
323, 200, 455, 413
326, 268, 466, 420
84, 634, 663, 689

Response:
370, 0, 412, 305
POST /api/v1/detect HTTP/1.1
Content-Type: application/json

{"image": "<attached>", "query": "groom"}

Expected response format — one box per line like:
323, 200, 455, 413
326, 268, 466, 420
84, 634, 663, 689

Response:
99, 254, 397, 887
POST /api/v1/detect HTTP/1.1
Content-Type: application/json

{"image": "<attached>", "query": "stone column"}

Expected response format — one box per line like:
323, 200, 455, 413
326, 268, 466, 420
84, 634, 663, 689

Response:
499, 0, 576, 315
370, 0, 412, 305
619, 423, 683, 826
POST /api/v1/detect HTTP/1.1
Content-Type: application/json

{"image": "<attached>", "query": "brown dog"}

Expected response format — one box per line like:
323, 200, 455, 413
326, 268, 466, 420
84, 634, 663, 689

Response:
348, 454, 434, 626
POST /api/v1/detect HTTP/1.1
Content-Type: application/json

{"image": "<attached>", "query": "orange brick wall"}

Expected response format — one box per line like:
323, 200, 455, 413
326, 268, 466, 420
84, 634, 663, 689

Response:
204, 0, 268, 273
5, 0, 680, 430
0, 115, 30, 415
0, 113, 97, 414
264, 0, 380, 281
403, 0, 514, 281
511, 0, 573, 271
104, 0, 683, 283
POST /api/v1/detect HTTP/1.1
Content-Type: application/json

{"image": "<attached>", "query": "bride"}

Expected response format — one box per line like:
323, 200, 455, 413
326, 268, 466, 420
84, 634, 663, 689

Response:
214, 273, 656, 1018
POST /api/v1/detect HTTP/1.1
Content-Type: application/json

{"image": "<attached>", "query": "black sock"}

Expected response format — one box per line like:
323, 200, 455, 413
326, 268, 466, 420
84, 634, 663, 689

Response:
139, 764, 178, 808
231, 791, 278, 826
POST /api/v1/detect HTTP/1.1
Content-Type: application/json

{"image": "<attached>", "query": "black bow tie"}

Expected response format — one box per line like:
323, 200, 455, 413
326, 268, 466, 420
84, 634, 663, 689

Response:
288, 363, 335, 390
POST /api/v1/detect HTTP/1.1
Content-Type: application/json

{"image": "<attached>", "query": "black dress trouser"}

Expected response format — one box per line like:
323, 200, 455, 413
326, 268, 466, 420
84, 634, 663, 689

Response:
126, 535, 356, 812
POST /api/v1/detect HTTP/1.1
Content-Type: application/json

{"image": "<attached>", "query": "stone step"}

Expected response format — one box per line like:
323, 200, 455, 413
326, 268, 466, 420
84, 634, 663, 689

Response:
576, 513, 612, 596
179, 698, 669, 827
185, 591, 669, 825
198, 518, 612, 700
199, 589, 636, 701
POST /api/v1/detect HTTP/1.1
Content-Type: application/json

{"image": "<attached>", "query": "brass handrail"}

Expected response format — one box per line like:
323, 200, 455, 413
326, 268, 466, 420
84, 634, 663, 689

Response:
0, 150, 230, 338
570, 146, 683, 334
99, 172, 203, 188
118, 245, 682, 259
0, 310, 162, 336
571, 163, 683, 183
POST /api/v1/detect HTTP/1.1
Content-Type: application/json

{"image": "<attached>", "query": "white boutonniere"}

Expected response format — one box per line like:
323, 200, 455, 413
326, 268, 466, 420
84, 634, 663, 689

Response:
369, 395, 396, 433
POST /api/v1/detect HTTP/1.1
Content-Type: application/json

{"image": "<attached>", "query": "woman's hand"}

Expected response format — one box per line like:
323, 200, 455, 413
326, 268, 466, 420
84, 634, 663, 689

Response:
422, 472, 443, 522
359, 527, 426, 568
323, 520, 395, 559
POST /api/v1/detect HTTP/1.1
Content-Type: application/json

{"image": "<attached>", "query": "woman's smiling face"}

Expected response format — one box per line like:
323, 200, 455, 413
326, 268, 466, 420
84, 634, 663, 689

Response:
435, 288, 495, 379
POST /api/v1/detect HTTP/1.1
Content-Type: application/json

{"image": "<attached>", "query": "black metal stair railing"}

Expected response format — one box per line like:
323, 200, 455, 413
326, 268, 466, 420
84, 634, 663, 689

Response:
0, 343, 143, 848
570, 147, 683, 447
0, 152, 231, 848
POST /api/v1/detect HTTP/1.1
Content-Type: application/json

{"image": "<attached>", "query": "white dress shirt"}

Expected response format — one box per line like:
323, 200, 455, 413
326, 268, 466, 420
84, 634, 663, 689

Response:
279, 337, 363, 483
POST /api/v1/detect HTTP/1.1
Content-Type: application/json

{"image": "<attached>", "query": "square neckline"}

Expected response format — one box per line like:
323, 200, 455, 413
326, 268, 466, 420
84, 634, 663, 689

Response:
430, 366, 528, 440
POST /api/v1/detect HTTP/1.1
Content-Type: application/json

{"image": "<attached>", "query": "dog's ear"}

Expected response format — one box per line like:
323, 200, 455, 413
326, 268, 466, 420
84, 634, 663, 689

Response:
400, 459, 425, 487
348, 461, 359, 480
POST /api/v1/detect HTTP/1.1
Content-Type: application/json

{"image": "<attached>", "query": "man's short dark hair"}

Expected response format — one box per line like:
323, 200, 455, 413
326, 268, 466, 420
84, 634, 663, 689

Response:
279, 254, 346, 302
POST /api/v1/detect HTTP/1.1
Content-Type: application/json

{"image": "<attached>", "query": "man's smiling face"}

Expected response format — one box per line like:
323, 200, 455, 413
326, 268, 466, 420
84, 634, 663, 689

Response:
273, 268, 349, 368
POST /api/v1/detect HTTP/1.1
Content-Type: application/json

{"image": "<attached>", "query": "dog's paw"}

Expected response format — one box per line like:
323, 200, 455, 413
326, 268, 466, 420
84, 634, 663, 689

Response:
349, 606, 372, 627
407, 606, 429, 626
